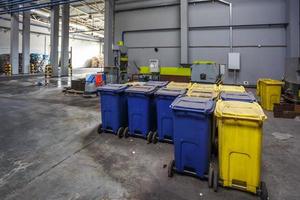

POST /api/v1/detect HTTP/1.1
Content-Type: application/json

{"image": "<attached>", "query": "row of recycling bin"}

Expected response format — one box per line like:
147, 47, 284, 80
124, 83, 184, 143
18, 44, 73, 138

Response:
97, 81, 268, 200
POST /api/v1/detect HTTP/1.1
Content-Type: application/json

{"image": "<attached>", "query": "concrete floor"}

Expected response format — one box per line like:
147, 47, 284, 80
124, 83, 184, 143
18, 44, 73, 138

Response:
0, 77, 299, 200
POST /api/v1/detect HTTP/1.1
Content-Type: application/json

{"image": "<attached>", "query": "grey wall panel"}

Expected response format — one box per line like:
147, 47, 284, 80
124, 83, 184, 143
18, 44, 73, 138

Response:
114, 6, 179, 42
124, 31, 180, 47
234, 27, 286, 46
189, 29, 230, 46
189, 2, 229, 27
231, 0, 286, 25
189, 47, 228, 66
227, 47, 286, 84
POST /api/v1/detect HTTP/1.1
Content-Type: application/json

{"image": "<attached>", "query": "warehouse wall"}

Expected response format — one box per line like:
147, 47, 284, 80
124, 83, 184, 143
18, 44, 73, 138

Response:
114, 0, 287, 85
0, 18, 101, 69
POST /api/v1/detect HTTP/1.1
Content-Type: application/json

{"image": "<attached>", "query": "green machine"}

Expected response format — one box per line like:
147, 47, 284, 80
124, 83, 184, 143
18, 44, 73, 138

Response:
113, 41, 128, 83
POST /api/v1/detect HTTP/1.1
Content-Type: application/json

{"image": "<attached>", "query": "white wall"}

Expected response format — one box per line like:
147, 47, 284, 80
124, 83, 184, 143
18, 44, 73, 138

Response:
0, 18, 101, 69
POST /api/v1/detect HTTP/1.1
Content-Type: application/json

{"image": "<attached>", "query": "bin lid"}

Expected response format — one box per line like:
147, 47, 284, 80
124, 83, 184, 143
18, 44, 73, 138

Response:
166, 81, 192, 90
145, 81, 169, 87
171, 96, 215, 114
125, 85, 157, 94
186, 90, 218, 99
215, 100, 267, 121
261, 79, 284, 86
190, 83, 219, 92
219, 85, 246, 93
155, 87, 186, 97
97, 84, 128, 93
220, 92, 256, 102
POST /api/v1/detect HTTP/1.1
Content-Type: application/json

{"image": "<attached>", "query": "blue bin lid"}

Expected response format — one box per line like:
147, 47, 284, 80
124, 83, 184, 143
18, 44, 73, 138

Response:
171, 96, 215, 114
97, 84, 128, 93
220, 92, 256, 102
125, 85, 157, 95
145, 81, 169, 87
155, 87, 186, 97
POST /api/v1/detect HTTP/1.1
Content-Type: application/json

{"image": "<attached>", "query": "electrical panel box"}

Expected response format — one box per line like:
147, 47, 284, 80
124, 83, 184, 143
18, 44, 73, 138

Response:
228, 53, 240, 70
149, 59, 160, 73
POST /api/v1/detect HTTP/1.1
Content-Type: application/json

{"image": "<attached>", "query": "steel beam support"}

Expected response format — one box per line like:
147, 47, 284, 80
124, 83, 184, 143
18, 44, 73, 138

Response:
10, 12, 19, 75
22, 9, 30, 74
180, 0, 189, 65
50, 4, 59, 76
104, 0, 114, 66
287, 0, 300, 57
60, 3, 70, 77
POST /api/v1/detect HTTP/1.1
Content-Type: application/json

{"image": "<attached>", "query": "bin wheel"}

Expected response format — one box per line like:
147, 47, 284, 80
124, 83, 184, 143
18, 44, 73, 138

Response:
152, 132, 158, 144
259, 181, 269, 200
123, 127, 129, 138
97, 124, 103, 134
117, 127, 124, 138
213, 163, 219, 192
208, 163, 214, 188
168, 160, 175, 177
147, 131, 153, 144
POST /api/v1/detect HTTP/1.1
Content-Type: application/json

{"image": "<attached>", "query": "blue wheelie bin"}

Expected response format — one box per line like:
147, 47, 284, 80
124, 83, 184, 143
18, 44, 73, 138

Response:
145, 81, 169, 88
220, 92, 256, 102
125, 85, 158, 141
97, 84, 128, 138
153, 87, 186, 143
168, 96, 215, 178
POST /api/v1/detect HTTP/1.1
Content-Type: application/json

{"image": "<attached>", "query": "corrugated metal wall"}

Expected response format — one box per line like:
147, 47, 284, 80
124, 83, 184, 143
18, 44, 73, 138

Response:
114, 0, 287, 85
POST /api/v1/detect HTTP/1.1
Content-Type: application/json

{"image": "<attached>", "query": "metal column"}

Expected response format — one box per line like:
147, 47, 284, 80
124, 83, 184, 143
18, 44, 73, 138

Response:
180, 0, 189, 65
22, 10, 30, 74
104, 0, 114, 66
10, 13, 19, 75
60, 3, 70, 76
50, 4, 59, 76
287, 0, 300, 57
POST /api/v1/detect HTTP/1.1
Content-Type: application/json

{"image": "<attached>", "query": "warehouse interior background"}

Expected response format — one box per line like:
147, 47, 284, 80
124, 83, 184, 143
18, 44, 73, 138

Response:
0, 0, 300, 200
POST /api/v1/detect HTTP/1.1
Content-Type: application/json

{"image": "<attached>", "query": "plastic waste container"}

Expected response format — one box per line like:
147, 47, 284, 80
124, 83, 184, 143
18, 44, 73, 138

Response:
260, 79, 284, 111
168, 96, 215, 178
166, 81, 192, 90
97, 84, 129, 137
153, 87, 186, 143
211, 100, 268, 200
125, 85, 158, 140
256, 78, 272, 96
145, 81, 169, 88
219, 85, 245, 93
220, 92, 256, 103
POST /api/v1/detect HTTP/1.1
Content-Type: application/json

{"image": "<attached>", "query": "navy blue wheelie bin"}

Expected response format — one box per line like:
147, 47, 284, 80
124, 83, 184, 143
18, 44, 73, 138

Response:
125, 85, 158, 141
168, 96, 215, 178
220, 92, 256, 102
97, 84, 128, 137
153, 87, 186, 143
145, 81, 169, 88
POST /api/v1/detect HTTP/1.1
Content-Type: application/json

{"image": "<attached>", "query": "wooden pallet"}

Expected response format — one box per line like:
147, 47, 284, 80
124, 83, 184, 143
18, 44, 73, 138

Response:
63, 88, 84, 95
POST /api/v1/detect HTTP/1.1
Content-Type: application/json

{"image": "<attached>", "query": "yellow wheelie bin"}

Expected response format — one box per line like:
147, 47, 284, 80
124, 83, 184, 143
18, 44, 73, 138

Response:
166, 81, 192, 90
219, 85, 246, 93
211, 100, 268, 200
260, 79, 284, 111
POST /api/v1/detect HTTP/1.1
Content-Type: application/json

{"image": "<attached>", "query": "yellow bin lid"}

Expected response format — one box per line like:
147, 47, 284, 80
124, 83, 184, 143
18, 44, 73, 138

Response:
167, 81, 192, 90
261, 79, 284, 86
187, 90, 218, 99
219, 85, 246, 93
190, 83, 219, 92
215, 100, 267, 121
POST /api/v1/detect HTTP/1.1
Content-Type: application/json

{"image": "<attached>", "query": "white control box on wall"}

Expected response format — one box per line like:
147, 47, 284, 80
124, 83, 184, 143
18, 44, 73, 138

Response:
228, 52, 240, 70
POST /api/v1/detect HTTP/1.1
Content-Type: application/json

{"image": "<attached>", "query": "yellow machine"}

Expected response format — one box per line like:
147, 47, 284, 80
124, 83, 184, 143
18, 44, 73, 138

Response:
210, 100, 268, 200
